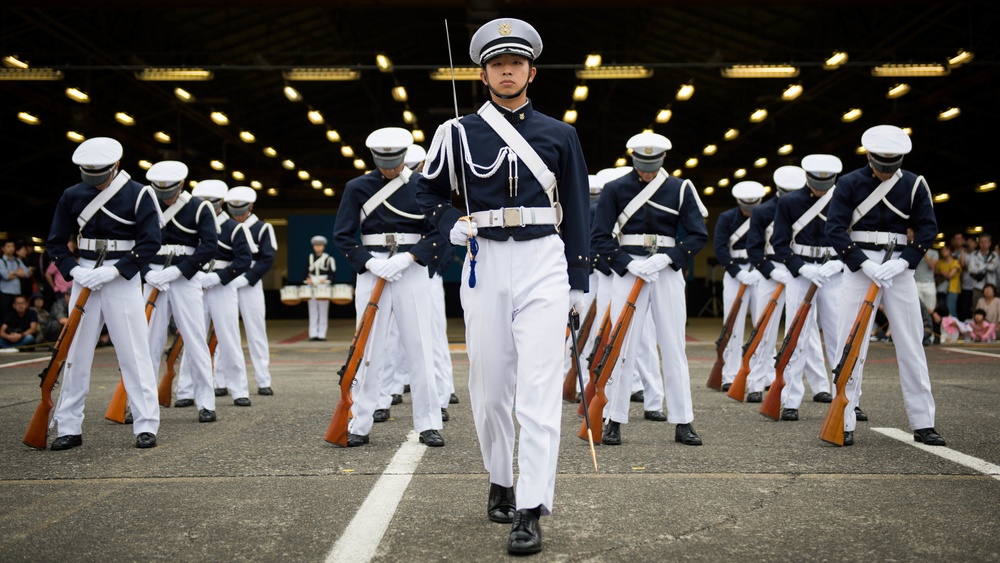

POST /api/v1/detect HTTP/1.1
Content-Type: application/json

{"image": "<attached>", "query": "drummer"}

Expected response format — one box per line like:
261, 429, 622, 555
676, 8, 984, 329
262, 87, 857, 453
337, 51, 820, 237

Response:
305, 235, 336, 341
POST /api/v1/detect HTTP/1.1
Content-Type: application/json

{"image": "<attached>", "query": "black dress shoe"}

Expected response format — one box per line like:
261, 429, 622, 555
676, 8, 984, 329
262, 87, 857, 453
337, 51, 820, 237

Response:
602, 421, 622, 445
843, 431, 854, 446
914, 428, 946, 446
721, 383, 731, 392
198, 408, 217, 423
629, 390, 644, 403
257, 387, 273, 396
174, 398, 195, 408
403, 384, 410, 393
780, 408, 799, 421
812, 392, 833, 403
214, 388, 228, 397
487, 483, 516, 523
124, 408, 133, 425
373, 409, 390, 423
643, 410, 667, 421
419, 429, 445, 447
449, 393, 459, 404
309, 337, 319, 341
854, 406, 868, 421
233, 397, 252, 407
675, 423, 703, 445
507, 509, 543, 555
347, 433, 369, 447
391, 394, 403, 405
135, 432, 157, 449
51, 434, 82, 451
746, 391, 763, 403
441, 408, 449, 422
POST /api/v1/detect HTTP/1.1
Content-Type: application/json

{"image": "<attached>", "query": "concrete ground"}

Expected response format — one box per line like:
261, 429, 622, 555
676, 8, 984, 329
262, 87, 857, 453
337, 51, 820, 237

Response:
1, 317, 999, 562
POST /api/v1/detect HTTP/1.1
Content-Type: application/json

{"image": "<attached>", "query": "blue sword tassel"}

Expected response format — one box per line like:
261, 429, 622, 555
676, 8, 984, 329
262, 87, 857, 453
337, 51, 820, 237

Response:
468, 236, 478, 288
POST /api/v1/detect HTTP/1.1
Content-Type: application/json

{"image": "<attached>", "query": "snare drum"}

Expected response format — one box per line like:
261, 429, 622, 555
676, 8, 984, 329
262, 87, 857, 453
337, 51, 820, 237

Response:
314, 284, 334, 301
331, 284, 354, 305
280, 286, 301, 306
297, 285, 314, 300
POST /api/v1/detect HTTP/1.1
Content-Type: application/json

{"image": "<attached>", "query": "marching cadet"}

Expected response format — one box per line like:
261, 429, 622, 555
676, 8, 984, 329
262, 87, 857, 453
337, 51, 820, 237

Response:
305, 235, 336, 341
142, 161, 218, 423
333, 127, 448, 448
416, 18, 589, 555
592, 132, 708, 446
714, 181, 765, 391
825, 125, 943, 447
770, 155, 844, 421
175, 180, 254, 407
46, 137, 161, 450
225, 186, 276, 397
741, 167, 802, 402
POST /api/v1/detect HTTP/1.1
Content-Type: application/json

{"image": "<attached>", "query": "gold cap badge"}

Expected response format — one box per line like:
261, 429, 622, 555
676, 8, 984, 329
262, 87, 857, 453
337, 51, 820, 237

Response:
498, 22, 512, 36
644, 147, 653, 155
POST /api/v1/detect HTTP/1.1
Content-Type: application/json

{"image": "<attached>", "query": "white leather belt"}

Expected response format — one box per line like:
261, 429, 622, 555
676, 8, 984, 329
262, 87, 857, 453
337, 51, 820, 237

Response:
791, 243, 835, 258
470, 207, 558, 228
730, 249, 748, 259
850, 231, 907, 246
211, 259, 231, 269
78, 238, 134, 252
157, 244, 196, 256
361, 233, 422, 247
619, 234, 676, 248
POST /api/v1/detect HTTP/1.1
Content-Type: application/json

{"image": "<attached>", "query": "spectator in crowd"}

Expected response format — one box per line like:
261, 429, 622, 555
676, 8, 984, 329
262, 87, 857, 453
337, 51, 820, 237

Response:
951, 233, 973, 319
968, 233, 999, 307
936, 244, 962, 318
968, 309, 996, 342
29, 293, 49, 343
14, 241, 36, 298
919, 298, 935, 346
1, 239, 31, 317
43, 290, 71, 343
0, 294, 38, 352
935, 304, 967, 343
910, 227, 938, 314
44, 239, 75, 300
975, 283, 1000, 328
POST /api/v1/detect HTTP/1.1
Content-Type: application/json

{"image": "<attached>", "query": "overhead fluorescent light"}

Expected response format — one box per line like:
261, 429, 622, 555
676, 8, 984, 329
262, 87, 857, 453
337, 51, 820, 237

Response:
282, 159, 295, 170
210, 160, 225, 170
933, 193, 950, 203
781, 83, 802, 101
672, 168, 683, 177
901, 127, 913, 135
724, 128, 739, 141
0, 68, 63, 80
353, 159, 366, 170
153, 131, 171, 144
66, 131, 85, 143
615, 157, 627, 167
174, 87, 193, 102
718, 178, 730, 187
403, 110, 416, 124
341, 146, 354, 158
721, 65, 799, 78
136, 68, 213, 81
232, 170, 245, 181
326, 129, 341, 143
429, 67, 481, 81
871, 63, 948, 77
266, 188, 278, 196
685, 157, 698, 168
749, 108, 768, 122
297, 170, 310, 181
676, 83, 694, 101
886, 83, 911, 99
250, 180, 263, 190
572, 85, 589, 102
575, 66, 652, 80
376, 53, 392, 73
210, 111, 229, 126
17, 111, 39, 125
239, 130, 256, 143
855, 145, 867, 154
3, 55, 29, 69
115, 112, 135, 126
307, 109, 324, 125
824, 51, 848, 70
562, 109, 578, 124
938, 107, 960, 121
65, 87, 89, 103
948, 50, 974, 67
263, 146, 277, 157
392, 86, 408, 102
283, 85, 302, 102
584, 54, 602, 69
762, 186, 772, 195
703, 187, 715, 196
734, 168, 747, 179
138, 160, 152, 170
754, 157, 768, 168
842, 108, 862, 122
975, 182, 996, 193
311, 179, 322, 189
412, 129, 425, 143
968, 226, 984, 234
655, 109, 672, 123
777, 144, 793, 155
702, 144, 717, 156
323, 188, 334, 197
283, 68, 361, 81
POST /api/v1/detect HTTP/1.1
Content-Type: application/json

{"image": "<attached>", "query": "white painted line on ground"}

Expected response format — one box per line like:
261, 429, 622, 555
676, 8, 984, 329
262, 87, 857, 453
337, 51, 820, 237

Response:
0, 356, 47, 369
873, 427, 1000, 481
939, 347, 1000, 359
326, 431, 427, 563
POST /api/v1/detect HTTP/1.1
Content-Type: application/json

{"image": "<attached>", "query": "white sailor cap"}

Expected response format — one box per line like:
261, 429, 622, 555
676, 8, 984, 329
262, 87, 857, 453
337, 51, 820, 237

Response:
800, 154, 843, 191
223, 186, 257, 216
588, 175, 604, 196
72, 137, 122, 172
191, 179, 228, 201
596, 167, 633, 185
773, 165, 807, 193
732, 181, 766, 211
470, 18, 543, 65
146, 161, 188, 190
311, 235, 327, 246
627, 133, 672, 173
366, 127, 413, 170
404, 144, 427, 168
862, 125, 911, 172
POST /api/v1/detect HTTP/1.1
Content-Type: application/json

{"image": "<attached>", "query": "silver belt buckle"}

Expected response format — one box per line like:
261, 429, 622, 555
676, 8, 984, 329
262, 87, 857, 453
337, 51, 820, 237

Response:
384, 233, 396, 247
503, 207, 524, 228
95, 239, 108, 252
875, 232, 890, 245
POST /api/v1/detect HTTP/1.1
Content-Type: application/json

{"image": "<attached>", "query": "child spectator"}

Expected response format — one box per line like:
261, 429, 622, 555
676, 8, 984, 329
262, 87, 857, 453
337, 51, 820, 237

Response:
968, 309, 996, 342
935, 304, 968, 344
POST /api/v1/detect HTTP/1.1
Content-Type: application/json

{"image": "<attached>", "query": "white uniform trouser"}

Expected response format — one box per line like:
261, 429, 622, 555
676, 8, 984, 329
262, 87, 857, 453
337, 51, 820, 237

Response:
376, 313, 409, 410
631, 312, 665, 411
178, 280, 248, 400
349, 252, 441, 436
836, 250, 935, 432
144, 267, 215, 411
462, 236, 567, 516
604, 258, 694, 425
779, 272, 838, 409
308, 289, 330, 339
238, 281, 271, 388
564, 271, 599, 394
747, 269, 787, 393
430, 274, 455, 408
721, 265, 757, 385
53, 258, 160, 437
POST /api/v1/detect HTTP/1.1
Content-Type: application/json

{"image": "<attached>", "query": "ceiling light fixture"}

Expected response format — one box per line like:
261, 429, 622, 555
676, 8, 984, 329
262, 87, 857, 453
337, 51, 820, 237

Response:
562, 109, 578, 124
703, 144, 717, 156
777, 144, 793, 155
871, 63, 948, 77
855, 145, 867, 154
138, 160, 152, 170
266, 188, 278, 196
65, 87, 89, 103
676, 83, 695, 101
232, 170, 245, 181
326, 129, 341, 143
572, 85, 589, 102
975, 182, 996, 193
3, 55, 29, 69
672, 169, 683, 177
239, 130, 256, 143
153, 131, 171, 144
615, 157, 627, 167
749, 108, 768, 122
210, 160, 225, 170
403, 110, 416, 124
655, 109, 672, 123
781, 83, 803, 100
376, 53, 393, 73
724, 128, 739, 140
66, 131, 85, 143
734, 168, 747, 179
323, 188, 334, 197
824, 51, 849, 70
703, 187, 715, 196
938, 107, 960, 121
902, 127, 913, 135
429, 67, 481, 81
584, 54, 602, 69
115, 112, 135, 126
311, 179, 322, 189
210, 111, 229, 126
575, 66, 652, 80
948, 50, 974, 67
685, 157, 698, 168
353, 159, 366, 170
886, 83, 911, 99
17, 111, 39, 125
136, 68, 213, 81
283, 85, 302, 102
412, 129, 425, 143
297, 170, 310, 181
174, 87, 193, 102
281, 159, 295, 170
392, 86, 408, 102
718, 178, 730, 187
0, 68, 63, 80
842, 108, 862, 122
282, 68, 361, 81
721, 65, 799, 78
250, 180, 263, 189
933, 193, 950, 203
307, 109, 324, 125
263, 146, 277, 157
341, 146, 354, 158
754, 157, 768, 168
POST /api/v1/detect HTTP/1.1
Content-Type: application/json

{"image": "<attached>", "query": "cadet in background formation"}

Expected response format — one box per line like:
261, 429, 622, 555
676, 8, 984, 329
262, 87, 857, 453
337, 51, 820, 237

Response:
305, 235, 336, 341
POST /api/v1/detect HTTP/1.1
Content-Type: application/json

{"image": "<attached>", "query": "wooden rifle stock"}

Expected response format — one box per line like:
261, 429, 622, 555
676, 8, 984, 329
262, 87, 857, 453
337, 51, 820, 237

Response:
579, 303, 611, 416
23, 251, 105, 449
760, 283, 818, 419
563, 299, 596, 402
579, 278, 644, 443
156, 333, 185, 407
707, 283, 748, 390
325, 277, 386, 447
727, 282, 785, 402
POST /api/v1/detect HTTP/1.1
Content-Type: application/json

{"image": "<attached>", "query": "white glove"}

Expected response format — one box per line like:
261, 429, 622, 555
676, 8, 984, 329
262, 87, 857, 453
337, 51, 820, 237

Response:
860, 260, 885, 288
86, 266, 119, 290
449, 219, 478, 246
70, 266, 96, 289
798, 264, 825, 288
230, 275, 250, 290
875, 258, 908, 284
380, 253, 415, 282
626, 260, 658, 283
736, 270, 763, 286
199, 272, 221, 289
643, 254, 673, 273
365, 258, 391, 279
770, 268, 793, 286
818, 260, 844, 278
158, 266, 182, 284
569, 289, 585, 314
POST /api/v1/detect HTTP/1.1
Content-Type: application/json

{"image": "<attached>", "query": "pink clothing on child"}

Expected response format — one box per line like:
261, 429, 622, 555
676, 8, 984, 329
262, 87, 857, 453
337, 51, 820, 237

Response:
969, 319, 996, 342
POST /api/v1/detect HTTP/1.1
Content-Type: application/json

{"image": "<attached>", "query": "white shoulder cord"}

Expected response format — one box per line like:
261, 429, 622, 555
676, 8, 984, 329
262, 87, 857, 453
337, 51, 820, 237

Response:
424, 119, 511, 196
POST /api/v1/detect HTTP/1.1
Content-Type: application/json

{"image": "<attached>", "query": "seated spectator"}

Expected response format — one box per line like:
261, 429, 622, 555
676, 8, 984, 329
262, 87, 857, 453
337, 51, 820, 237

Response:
968, 309, 996, 342
29, 293, 49, 343
43, 290, 71, 343
975, 283, 1000, 328
935, 304, 968, 344
0, 295, 38, 352
919, 298, 935, 346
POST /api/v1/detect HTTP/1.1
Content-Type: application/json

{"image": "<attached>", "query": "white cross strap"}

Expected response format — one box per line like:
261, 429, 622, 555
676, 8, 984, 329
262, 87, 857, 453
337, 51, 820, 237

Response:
614, 169, 668, 237
361, 167, 413, 222
77, 170, 131, 229
478, 102, 558, 206
791, 188, 834, 240
851, 171, 901, 227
